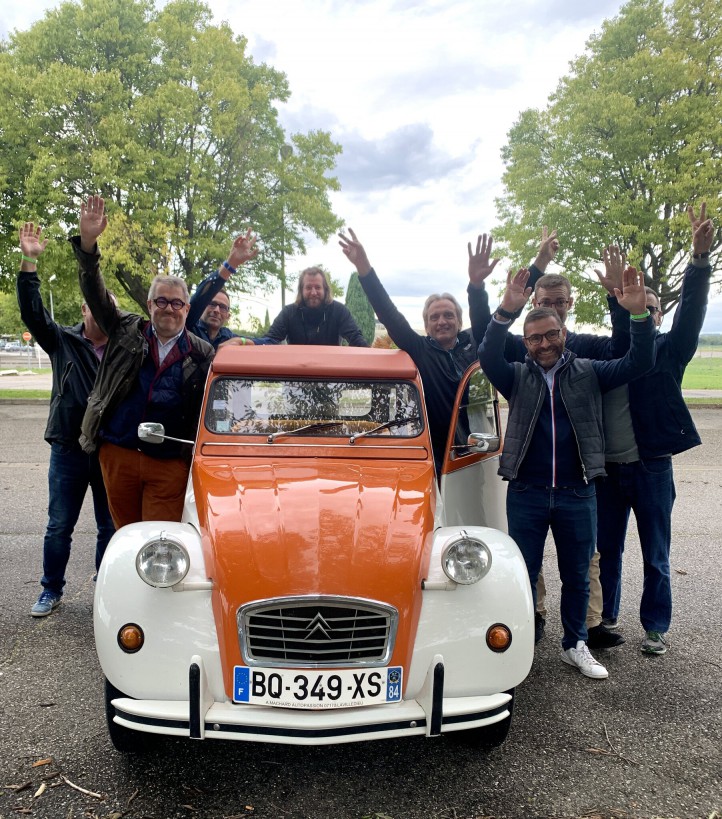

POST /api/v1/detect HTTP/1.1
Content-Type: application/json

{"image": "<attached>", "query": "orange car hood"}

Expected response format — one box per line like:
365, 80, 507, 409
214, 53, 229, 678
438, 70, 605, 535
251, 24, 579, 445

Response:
193, 457, 436, 689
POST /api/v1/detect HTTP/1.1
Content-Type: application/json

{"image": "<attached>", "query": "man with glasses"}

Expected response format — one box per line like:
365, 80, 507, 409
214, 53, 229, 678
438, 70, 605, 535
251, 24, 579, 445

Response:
469, 230, 631, 650
597, 204, 715, 656
478, 266, 655, 679
72, 195, 214, 528
186, 229, 261, 350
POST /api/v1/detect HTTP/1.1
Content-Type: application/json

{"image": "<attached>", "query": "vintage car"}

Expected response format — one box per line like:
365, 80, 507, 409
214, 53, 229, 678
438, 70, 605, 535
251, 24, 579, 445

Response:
95, 345, 534, 751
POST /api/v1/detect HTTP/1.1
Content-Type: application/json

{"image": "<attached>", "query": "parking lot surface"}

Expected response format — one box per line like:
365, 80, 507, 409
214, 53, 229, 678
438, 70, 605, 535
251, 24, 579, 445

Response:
0, 403, 720, 819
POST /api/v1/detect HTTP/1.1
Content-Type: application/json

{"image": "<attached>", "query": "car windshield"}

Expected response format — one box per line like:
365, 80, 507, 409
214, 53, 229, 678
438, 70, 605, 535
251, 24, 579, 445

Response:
205, 378, 424, 439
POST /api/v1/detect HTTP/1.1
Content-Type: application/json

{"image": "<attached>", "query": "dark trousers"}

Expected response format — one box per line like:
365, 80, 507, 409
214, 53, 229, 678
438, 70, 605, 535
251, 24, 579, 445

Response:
596, 458, 675, 633
507, 480, 597, 650
41, 443, 115, 595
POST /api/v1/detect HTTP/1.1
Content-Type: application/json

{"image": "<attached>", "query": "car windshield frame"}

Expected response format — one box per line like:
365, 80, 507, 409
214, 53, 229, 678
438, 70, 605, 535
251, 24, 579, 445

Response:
203, 376, 425, 441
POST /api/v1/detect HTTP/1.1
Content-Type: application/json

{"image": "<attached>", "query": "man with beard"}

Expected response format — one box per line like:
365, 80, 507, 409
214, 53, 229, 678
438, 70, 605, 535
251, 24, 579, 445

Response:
260, 267, 368, 347
478, 266, 655, 679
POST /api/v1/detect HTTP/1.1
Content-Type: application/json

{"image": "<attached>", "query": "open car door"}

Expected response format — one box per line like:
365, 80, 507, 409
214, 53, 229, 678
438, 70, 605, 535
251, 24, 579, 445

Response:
437, 362, 507, 532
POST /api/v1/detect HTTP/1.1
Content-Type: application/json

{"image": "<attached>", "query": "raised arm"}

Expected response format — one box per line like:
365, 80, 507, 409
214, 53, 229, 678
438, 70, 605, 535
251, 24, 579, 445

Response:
339, 229, 422, 354
478, 269, 532, 398
16, 223, 59, 353
593, 267, 656, 391
72, 195, 120, 337
467, 232, 498, 345
666, 203, 714, 364
187, 229, 258, 328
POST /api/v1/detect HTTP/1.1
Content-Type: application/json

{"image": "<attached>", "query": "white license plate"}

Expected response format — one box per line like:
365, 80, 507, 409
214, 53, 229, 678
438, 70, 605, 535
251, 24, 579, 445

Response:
233, 666, 403, 709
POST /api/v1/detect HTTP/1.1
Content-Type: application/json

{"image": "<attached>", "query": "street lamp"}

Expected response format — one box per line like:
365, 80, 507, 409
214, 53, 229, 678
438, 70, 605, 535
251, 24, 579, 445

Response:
279, 143, 293, 307
48, 274, 57, 321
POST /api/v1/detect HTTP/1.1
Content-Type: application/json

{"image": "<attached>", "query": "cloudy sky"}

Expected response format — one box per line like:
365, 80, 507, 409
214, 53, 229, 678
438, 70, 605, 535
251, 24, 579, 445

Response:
3, 0, 720, 333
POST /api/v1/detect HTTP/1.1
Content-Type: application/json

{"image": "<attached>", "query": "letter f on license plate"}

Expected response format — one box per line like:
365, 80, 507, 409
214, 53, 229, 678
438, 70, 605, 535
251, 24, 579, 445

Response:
233, 666, 403, 709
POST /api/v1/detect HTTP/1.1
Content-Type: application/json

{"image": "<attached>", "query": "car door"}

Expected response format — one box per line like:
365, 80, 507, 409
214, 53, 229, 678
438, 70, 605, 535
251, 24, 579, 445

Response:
437, 363, 507, 531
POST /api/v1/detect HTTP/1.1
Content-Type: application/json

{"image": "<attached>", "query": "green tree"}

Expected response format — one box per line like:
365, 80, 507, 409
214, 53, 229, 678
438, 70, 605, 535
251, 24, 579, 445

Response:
495, 0, 722, 323
344, 271, 376, 345
0, 0, 341, 313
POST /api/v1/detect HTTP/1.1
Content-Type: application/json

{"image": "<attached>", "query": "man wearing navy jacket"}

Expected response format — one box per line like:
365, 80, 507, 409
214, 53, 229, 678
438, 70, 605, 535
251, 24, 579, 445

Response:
597, 204, 715, 656
17, 222, 115, 617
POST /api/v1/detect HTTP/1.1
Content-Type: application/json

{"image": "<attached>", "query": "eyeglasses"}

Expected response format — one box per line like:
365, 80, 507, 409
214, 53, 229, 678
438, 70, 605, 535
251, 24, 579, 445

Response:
647, 305, 660, 315
152, 297, 186, 311
524, 329, 563, 346
536, 299, 569, 309
208, 300, 230, 314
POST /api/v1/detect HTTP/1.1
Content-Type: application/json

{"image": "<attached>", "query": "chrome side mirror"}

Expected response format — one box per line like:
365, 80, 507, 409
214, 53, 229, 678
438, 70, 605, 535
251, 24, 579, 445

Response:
467, 432, 501, 453
138, 422, 165, 443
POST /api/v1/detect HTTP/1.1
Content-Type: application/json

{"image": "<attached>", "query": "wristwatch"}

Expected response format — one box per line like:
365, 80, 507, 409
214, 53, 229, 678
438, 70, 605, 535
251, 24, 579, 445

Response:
495, 305, 520, 321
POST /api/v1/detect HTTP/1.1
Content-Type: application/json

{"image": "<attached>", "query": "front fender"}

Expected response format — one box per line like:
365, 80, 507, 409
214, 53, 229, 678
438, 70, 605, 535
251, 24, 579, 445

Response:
94, 522, 224, 701
406, 526, 534, 698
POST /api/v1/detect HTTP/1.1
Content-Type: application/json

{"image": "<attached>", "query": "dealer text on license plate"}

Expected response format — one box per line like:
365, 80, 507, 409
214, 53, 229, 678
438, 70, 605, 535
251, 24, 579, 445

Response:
233, 666, 403, 709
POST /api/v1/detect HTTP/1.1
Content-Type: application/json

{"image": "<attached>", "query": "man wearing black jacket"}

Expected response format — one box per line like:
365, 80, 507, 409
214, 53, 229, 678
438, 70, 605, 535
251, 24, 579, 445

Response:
17, 222, 115, 618
339, 229, 476, 473
264, 267, 369, 347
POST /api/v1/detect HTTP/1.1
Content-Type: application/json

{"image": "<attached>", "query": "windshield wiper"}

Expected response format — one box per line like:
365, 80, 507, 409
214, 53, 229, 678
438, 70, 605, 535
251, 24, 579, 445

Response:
267, 421, 344, 444
349, 416, 420, 444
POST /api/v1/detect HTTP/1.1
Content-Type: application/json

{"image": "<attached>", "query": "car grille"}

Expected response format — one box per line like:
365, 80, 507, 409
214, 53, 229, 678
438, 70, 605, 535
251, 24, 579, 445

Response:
238, 596, 398, 668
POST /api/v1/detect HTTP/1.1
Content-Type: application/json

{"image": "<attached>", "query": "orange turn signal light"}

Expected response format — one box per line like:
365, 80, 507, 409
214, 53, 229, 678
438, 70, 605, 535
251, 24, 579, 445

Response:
117, 623, 144, 654
486, 623, 512, 653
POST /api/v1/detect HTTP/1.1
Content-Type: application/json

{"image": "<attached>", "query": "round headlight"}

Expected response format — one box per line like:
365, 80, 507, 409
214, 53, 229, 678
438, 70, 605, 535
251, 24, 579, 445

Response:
442, 533, 492, 585
136, 532, 190, 588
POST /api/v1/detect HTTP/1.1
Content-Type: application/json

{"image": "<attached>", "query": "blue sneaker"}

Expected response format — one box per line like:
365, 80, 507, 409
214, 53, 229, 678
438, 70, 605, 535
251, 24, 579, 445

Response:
31, 590, 62, 617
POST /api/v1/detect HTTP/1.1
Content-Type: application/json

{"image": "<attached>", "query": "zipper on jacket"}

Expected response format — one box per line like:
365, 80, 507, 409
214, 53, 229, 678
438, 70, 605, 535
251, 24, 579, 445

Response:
511, 377, 545, 481
558, 379, 588, 484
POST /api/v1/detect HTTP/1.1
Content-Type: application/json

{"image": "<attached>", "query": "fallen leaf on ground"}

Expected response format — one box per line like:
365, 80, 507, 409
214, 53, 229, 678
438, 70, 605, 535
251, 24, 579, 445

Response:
31, 758, 52, 767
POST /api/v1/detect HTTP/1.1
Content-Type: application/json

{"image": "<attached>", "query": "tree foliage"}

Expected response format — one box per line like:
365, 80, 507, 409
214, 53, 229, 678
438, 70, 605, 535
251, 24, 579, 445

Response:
344, 271, 376, 345
0, 0, 342, 312
495, 0, 722, 323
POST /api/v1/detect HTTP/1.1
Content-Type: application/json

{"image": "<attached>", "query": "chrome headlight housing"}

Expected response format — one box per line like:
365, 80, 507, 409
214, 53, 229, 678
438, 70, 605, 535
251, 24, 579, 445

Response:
442, 532, 492, 585
136, 532, 190, 588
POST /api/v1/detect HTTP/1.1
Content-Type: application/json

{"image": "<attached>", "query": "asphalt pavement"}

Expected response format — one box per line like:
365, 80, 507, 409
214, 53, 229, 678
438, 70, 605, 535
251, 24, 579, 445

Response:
0, 402, 720, 819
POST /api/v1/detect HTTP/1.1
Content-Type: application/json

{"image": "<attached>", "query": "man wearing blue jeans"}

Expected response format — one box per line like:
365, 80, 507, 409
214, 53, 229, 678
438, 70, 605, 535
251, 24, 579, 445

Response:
597, 204, 714, 655
17, 222, 115, 617
478, 266, 655, 678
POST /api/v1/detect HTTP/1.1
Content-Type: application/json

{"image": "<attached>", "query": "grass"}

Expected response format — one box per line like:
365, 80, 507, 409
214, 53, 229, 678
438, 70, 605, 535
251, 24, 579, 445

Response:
682, 355, 722, 390
0, 389, 50, 400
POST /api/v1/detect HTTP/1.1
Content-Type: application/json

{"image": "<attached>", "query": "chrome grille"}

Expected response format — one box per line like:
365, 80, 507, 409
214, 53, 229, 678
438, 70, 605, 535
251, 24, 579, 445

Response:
238, 596, 398, 668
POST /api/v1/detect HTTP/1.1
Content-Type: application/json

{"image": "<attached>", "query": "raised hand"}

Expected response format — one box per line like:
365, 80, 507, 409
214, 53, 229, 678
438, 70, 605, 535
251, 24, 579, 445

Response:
338, 228, 372, 276
19, 222, 48, 261
615, 266, 646, 316
594, 245, 626, 294
533, 226, 559, 272
467, 232, 500, 289
227, 228, 259, 270
79, 194, 108, 252
500, 268, 533, 314
688, 202, 714, 256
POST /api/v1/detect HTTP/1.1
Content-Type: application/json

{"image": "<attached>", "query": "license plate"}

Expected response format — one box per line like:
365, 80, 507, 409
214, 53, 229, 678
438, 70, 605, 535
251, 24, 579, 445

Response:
233, 666, 403, 709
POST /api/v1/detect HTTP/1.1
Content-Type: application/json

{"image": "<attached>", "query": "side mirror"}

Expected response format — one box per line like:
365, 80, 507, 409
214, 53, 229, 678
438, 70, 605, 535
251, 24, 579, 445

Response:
467, 432, 501, 453
138, 422, 165, 444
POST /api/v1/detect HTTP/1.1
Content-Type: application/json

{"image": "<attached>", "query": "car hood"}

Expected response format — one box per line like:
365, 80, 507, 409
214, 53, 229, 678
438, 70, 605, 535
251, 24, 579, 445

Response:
193, 457, 436, 689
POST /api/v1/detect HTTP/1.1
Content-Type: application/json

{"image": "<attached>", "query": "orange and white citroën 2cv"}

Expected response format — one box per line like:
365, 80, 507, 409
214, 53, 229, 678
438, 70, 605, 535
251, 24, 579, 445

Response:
95, 344, 534, 752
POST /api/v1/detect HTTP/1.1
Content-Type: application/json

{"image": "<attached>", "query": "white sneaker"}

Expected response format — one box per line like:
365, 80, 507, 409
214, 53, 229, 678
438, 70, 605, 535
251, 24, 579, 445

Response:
561, 640, 609, 679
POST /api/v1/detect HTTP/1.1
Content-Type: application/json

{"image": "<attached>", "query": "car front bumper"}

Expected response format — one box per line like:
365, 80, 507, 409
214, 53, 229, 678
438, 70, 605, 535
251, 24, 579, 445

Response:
109, 654, 513, 746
